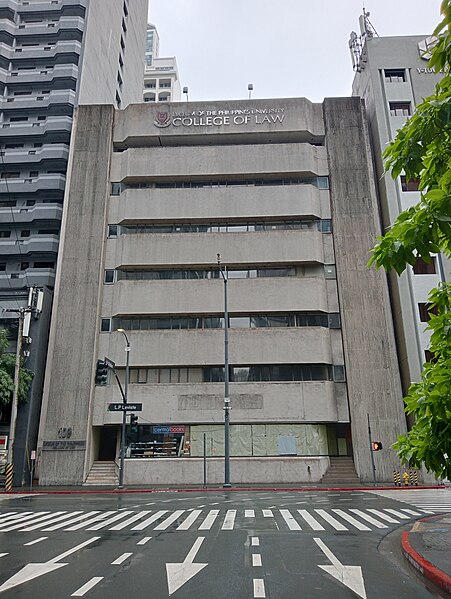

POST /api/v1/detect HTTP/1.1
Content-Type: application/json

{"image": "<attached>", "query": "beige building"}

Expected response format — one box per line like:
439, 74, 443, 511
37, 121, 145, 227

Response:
37, 97, 407, 485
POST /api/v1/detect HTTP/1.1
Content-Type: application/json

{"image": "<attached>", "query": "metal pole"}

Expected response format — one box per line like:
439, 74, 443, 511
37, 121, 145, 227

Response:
118, 331, 130, 489
203, 432, 207, 488
6, 308, 24, 486
217, 255, 231, 488
367, 413, 377, 486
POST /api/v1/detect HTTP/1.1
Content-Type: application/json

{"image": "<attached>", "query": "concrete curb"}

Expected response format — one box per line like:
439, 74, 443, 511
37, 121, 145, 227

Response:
401, 517, 451, 596
0, 484, 445, 495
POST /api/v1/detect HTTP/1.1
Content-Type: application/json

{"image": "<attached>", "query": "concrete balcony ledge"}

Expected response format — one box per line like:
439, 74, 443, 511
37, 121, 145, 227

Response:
0, 173, 66, 194
0, 89, 76, 111
5, 64, 78, 84
0, 144, 69, 163
0, 204, 62, 224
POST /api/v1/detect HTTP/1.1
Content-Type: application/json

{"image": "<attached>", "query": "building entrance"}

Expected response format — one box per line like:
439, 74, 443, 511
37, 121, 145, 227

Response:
98, 426, 118, 460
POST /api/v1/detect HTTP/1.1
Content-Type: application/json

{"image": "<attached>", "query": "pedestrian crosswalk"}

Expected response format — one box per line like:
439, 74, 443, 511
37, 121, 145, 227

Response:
0, 505, 427, 534
366, 488, 451, 513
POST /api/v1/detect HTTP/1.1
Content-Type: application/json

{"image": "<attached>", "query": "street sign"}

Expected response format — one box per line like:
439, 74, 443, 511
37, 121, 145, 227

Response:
104, 357, 116, 370
108, 403, 143, 412
30, 450, 36, 460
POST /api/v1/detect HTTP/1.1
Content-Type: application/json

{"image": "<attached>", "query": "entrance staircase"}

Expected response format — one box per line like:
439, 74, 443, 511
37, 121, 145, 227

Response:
84, 461, 118, 486
321, 456, 360, 485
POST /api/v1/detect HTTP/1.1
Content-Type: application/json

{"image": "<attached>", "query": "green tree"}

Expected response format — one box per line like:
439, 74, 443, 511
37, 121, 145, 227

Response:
369, 0, 451, 480
0, 328, 33, 407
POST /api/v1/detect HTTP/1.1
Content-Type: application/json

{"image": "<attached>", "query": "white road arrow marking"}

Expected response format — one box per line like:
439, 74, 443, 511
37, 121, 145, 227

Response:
314, 538, 367, 599
0, 537, 100, 593
166, 536, 207, 595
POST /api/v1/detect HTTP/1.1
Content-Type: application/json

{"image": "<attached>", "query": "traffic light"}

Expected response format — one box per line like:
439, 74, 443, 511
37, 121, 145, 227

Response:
95, 359, 108, 385
130, 413, 139, 434
372, 441, 383, 451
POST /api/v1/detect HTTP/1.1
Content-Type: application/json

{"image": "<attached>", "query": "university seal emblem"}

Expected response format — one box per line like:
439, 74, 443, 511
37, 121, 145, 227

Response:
154, 110, 171, 128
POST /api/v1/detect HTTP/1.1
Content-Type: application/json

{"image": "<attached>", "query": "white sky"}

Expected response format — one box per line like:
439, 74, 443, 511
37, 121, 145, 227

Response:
148, 0, 442, 102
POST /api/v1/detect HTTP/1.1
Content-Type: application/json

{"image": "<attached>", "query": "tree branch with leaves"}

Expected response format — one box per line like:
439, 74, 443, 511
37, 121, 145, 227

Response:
369, 0, 451, 480
0, 328, 33, 408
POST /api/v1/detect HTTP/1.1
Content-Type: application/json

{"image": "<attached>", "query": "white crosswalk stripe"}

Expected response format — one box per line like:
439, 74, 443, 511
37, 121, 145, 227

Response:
154, 510, 184, 530
0, 503, 429, 534
198, 509, 220, 530
177, 510, 202, 530
331, 509, 371, 531
280, 509, 302, 530
314, 509, 348, 531
365, 488, 451, 513
221, 509, 236, 530
131, 510, 168, 531
349, 509, 387, 529
297, 509, 324, 531
43, 511, 101, 531
110, 511, 152, 531
0, 512, 55, 532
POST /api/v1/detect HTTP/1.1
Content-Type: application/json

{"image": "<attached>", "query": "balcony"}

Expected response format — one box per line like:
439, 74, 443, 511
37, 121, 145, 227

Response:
7, 39, 82, 62
0, 203, 63, 224
13, 16, 84, 39
3, 64, 78, 85
0, 173, 66, 195
0, 268, 55, 290
105, 277, 332, 316
0, 115, 73, 139
0, 143, 69, 165
0, 235, 59, 256
0, 89, 76, 111
112, 229, 325, 269
98, 327, 333, 367
111, 184, 326, 224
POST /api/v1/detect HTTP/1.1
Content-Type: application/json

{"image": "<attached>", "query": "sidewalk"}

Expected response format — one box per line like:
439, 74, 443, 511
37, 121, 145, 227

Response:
402, 513, 451, 596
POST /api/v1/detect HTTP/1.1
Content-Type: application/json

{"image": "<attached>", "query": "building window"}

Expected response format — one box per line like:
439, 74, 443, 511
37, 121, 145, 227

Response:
384, 69, 406, 83
413, 257, 436, 275
111, 182, 122, 195
0, 231, 11, 238
100, 318, 111, 332
418, 302, 438, 322
108, 225, 118, 237
389, 102, 411, 117
20, 261, 29, 270
20, 230, 30, 237
400, 176, 420, 192
104, 269, 115, 284
0, 263, 6, 271
1, 171, 20, 179
34, 261, 55, 268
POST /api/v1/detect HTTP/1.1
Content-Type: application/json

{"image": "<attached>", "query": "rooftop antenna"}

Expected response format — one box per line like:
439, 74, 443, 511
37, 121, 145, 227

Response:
349, 5, 378, 72
248, 83, 253, 99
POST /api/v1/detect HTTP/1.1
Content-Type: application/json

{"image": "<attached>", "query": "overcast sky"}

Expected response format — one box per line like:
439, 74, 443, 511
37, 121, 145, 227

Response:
147, 0, 442, 102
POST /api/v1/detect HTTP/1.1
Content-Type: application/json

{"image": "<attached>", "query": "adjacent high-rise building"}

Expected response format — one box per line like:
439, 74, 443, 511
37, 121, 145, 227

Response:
351, 18, 447, 397
37, 97, 407, 485
0, 0, 148, 485
143, 23, 181, 103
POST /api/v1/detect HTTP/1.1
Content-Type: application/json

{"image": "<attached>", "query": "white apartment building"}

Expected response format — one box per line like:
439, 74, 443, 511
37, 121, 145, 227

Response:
143, 23, 181, 103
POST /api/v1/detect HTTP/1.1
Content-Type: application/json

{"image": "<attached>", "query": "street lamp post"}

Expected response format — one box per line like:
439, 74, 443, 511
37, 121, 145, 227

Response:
117, 328, 130, 489
217, 254, 231, 488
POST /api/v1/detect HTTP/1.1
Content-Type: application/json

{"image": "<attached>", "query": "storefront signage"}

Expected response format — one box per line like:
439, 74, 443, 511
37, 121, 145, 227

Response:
154, 107, 285, 129
153, 425, 185, 434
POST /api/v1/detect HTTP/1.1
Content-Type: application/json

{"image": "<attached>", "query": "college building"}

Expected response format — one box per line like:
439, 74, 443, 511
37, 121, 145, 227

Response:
36, 96, 408, 485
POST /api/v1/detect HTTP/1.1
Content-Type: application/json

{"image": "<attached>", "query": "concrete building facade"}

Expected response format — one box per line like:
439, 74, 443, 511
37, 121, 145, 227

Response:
0, 0, 148, 485
352, 33, 446, 395
37, 97, 407, 486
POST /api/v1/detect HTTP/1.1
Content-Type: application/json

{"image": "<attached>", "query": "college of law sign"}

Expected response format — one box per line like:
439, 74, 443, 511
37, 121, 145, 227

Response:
154, 105, 286, 129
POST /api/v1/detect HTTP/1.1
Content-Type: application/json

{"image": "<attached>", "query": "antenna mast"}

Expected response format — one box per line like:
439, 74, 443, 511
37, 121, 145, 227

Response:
349, 5, 378, 72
